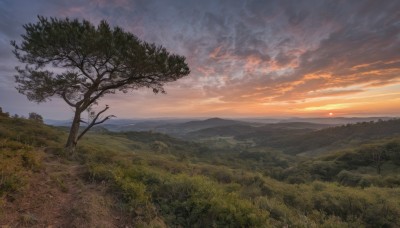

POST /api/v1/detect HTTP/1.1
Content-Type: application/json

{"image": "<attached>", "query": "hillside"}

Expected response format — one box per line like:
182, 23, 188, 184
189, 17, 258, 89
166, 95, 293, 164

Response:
274, 137, 400, 186
186, 122, 331, 139
133, 118, 250, 137
151, 117, 249, 137
1, 113, 400, 227
188, 118, 400, 156
239, 118, 400, 155
90, 118, 248, 136
0, 115, 132, 226
279, 117, 394, 125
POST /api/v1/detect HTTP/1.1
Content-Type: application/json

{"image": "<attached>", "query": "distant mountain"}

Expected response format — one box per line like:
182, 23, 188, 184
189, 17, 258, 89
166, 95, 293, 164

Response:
116, 120, 187, 132
279, 117, 394, 125
94, 118, 249, 136
44, 119, 71, 126
151, 118, 249, 137
186, 118, 400, 156
264, 122, 333, 130
47, 116, 396, 132
177, 118, 246, 130
186, 122, 332, 139
90, 119, 194, 132
186, 124, 256, 139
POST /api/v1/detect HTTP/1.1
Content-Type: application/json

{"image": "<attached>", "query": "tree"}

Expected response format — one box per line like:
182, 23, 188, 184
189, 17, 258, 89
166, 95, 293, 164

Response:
384, 141, 400, 165
151, 140, 169, 153
363, 146, 388, 175
28, 112, 43, 123
12, 16, 190, 153
0, 107, 10, 118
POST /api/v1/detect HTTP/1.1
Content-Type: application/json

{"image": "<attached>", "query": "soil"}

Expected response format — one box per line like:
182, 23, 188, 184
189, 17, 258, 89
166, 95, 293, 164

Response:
0, 151, 130, 227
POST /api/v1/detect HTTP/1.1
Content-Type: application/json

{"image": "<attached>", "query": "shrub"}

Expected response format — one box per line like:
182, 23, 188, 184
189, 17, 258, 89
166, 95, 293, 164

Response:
21, 151, 42, 171
336, 170, 362, 186
28, 112, 43, 124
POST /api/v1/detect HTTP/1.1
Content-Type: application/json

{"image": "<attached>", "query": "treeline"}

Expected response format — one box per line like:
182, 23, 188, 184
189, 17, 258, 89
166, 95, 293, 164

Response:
0, 107, 43, 123
271, 138, 400, 187
236, 118, 400, 155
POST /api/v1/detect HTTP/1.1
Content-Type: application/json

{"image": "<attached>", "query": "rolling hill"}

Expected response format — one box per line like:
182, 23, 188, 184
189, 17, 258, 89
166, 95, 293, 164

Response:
1, 111, 400, 227
186, 122, 332, 139
239, 118, 400, 155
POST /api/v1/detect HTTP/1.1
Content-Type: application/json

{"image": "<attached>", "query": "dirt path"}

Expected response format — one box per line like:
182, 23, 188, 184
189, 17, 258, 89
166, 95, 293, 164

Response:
0, 152, 127, 227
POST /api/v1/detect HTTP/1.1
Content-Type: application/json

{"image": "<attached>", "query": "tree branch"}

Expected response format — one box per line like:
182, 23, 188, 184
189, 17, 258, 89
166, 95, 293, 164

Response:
76, 105, 114, 141
61, 91, 77, 107
64, 55, 95, 84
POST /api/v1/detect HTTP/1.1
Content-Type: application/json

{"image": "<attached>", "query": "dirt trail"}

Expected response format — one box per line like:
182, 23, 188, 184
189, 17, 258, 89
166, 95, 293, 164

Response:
0, 152, 127, 227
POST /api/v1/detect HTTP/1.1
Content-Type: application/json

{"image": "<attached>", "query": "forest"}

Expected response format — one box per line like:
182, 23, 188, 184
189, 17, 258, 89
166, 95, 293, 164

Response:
0, 108, 399, 227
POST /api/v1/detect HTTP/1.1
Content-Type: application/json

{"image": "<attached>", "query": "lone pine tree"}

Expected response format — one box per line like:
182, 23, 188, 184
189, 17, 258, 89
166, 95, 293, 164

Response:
12, 16, 190, 153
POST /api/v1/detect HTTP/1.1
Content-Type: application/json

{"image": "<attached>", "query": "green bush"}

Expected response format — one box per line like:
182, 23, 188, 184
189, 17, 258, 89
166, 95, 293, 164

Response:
337, 170, 362, 186
0, 173, 24, 196
0, 147, 43, 197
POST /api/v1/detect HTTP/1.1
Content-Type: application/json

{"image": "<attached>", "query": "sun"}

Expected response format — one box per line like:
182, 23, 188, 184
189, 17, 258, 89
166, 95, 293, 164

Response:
329, 112, 333, 117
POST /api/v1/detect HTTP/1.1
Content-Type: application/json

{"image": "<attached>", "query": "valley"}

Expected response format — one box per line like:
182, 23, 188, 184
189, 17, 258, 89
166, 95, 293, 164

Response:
2, 112, 400, 227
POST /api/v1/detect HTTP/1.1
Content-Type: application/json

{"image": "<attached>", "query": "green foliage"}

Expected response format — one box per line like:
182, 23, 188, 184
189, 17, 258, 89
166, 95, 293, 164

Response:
0, 148, 44, 197
50, 175, 69, 193
87, 162, 269, 227
0, 113, 59, 197
1, 111, 400, 227
151, 141, 169, 153
337, 170, 364, 186
81, 136, 400, 227
13, 16, 190, 103
12, 16, 190, 151
278, 137, 400, 187
0, 107, 9, 118
235, 118, 400, 155
21, 151, 42, 172
0, 115, 63, 147
28, 112, 43, 124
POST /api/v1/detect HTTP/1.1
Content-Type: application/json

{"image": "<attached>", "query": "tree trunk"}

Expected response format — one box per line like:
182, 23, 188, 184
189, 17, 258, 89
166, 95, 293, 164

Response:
377, 163, 381, 175
65, 110, 81, 154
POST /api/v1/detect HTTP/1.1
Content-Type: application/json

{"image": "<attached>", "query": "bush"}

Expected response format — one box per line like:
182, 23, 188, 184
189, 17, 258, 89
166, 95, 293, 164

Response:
28, 112, 43, 124
0, 173, 24, 196
0, 148, 43, 197
21, 151, 42, 172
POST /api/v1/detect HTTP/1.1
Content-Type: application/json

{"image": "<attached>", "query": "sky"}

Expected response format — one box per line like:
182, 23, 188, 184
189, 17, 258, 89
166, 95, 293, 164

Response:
0, 0, 400, 120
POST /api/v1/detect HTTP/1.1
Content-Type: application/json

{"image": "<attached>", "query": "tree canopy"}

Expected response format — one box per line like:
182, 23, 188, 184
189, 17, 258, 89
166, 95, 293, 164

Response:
12, 16, 190, 152
28, 112, 43, 123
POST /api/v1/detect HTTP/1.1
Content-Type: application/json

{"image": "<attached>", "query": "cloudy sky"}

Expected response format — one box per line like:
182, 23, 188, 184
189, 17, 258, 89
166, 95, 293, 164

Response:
1, 0, 400, 119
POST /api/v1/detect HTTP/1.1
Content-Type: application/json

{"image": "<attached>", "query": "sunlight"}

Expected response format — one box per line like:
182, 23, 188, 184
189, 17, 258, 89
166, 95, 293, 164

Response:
303, 103, 350, 111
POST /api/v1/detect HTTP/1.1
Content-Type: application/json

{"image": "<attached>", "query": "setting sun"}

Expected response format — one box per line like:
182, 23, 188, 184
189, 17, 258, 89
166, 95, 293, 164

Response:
1, 1, 400, 119
329, 112, 334, 116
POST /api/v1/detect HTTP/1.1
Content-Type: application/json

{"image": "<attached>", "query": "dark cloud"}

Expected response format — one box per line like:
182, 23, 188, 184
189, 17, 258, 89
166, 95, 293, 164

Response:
207, 0, 400, 103
1, 0, 399, 117
274, 51, 296, 67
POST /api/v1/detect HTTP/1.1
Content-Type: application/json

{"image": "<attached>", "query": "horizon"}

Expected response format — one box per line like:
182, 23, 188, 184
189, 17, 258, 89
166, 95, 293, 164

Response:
43, 115, 399, 123
1, 0, 400, 119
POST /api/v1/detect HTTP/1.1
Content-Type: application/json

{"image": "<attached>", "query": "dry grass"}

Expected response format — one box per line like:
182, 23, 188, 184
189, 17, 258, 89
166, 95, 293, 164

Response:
0, 149, 129, 227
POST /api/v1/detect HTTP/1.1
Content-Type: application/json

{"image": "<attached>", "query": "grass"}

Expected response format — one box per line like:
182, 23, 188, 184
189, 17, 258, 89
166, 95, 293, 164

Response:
0, 147, 45, 197
79, 135, 400, 227
1, 114, 400, 227
19, 213, 38, 226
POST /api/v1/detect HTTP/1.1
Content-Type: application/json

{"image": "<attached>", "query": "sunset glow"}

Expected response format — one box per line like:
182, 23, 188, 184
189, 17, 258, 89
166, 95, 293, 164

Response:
0, 0, 399, 119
